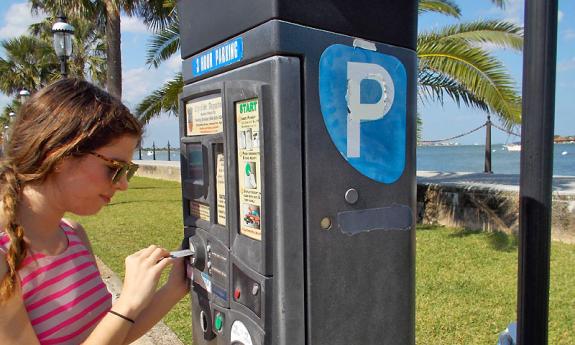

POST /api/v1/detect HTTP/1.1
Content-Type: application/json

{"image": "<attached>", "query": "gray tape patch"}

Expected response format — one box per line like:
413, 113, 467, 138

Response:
337, 204, 413, 236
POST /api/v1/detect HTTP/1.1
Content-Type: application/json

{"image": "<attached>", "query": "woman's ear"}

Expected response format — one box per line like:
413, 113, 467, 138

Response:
53, 155, 73, 173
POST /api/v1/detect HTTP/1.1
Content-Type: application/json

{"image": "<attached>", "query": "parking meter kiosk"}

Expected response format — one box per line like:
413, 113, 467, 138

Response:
177, 1, 418, 344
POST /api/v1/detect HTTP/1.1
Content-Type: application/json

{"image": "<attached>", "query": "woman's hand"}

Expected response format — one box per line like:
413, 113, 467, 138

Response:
165, 252, 190, 299
114, 245, 173, 319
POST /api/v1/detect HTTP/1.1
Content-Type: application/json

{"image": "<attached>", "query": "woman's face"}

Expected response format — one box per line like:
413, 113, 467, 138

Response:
50, 135, 139, 216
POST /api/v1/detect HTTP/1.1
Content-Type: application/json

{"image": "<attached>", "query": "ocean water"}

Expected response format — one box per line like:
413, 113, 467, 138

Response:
135, 143, 575, 176
416, 143, 575, 176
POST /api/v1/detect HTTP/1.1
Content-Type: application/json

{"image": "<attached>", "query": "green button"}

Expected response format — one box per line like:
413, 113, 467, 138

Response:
214, 313, 223, 331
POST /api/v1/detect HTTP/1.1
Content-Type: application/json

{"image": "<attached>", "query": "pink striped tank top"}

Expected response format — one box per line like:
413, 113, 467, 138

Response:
0, 219, 112, 345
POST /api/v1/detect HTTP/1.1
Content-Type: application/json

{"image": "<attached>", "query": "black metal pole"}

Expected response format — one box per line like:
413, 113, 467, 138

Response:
484, 115, 492, 173
167, 141, 171, 161
138, 144, 142, 160
60, 56, 68, 78
152, 142, 156, 160
517, 1, 558, 344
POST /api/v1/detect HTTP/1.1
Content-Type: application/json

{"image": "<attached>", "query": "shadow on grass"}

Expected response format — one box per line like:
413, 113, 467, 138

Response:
448, 228, 518, 252
486, 231, 518, 252
448, 228, 483, 238
416, 224, 446, 231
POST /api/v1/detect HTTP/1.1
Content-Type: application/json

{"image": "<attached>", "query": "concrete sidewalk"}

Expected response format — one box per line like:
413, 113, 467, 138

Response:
95, 257, 185, 345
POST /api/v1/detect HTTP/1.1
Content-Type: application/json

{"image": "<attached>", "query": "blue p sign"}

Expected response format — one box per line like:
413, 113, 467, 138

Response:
319, 44, 407, 184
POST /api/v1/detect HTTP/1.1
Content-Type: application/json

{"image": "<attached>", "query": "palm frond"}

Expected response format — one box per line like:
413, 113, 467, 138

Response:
135, 73, 183, 124
418, 69, 490, 113
145, 17, 180, 68
419, 20, 523, 51
418, 0, 461, 18
129, 0, 178, 32
490, 0, 506, 9
418, 37, 521, 127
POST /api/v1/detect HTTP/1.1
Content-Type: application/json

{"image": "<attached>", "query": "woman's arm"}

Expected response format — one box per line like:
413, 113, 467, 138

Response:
81, 245, 175, 345
0, 253, 41, 345
124, 256, 189, 344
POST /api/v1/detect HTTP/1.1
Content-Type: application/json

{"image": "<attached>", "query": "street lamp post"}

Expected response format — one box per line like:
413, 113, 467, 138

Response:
19, 89, 30, 104
51, 12, 74, 78
484, 115, 492, 173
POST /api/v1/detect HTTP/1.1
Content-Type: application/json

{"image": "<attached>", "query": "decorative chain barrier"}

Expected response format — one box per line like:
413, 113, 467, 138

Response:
421, 120, 522, 144
420, 123, 486, 144
491, 122, 521, 137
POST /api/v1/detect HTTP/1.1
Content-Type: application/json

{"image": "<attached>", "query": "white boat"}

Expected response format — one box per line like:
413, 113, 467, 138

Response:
503, 143, 521, 152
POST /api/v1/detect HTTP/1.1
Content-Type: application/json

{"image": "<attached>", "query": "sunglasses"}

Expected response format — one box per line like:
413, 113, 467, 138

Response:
88, 152, 139, 184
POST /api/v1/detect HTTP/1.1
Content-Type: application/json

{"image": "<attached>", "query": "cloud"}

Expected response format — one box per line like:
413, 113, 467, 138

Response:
0, 2, 46, 40
166, 54, 182, 73
121, 16, 148, 34
558, 11, 564, 23
121, 64, 175, 109
495, 0, 524, 25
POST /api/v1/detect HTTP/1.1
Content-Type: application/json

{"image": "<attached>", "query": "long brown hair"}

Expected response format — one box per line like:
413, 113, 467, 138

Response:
0, 78, 142, 301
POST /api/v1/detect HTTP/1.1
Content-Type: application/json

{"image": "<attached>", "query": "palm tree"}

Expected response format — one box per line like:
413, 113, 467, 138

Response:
0, 35, 59, 97
29, 0, 174, 99
0, 14, 107, 116
136, 0, 522, 128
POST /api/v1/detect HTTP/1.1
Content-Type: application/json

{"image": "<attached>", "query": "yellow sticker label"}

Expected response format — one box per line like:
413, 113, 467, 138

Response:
190, 201, 210, 221
185, 95, 223, 136
236, 98, 262, 241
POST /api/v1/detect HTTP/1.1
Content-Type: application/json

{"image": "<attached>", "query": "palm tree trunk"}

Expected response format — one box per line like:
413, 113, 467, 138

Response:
105, 1, 122, 98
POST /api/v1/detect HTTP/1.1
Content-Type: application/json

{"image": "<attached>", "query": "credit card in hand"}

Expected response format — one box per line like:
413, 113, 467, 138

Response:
169, 249, 195, 258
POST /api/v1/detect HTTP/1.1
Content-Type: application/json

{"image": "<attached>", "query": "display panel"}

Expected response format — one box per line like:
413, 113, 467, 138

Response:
236, 98, 262, 241
185, 94, 223, 136
187, 143, 204, 183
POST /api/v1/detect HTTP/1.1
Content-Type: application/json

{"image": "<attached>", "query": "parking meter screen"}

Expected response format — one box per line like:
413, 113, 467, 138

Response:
185, 94, 223, 136
187, 143, 204, 184
236, 98, 262, 241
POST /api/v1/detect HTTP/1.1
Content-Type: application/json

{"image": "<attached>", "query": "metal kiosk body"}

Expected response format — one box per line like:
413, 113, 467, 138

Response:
177, 1, 418, 344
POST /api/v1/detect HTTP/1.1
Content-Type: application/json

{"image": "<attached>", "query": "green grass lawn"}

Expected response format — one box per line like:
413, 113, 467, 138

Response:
71, 177, 574, 345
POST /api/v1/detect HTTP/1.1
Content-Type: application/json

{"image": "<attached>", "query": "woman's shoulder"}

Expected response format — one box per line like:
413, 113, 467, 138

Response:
60, 218, 92, 253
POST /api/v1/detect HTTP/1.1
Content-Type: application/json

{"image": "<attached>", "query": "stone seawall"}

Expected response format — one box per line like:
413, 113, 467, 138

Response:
135, 160, 181, 182
135, 161, 575, 243
417, 183, 575, 243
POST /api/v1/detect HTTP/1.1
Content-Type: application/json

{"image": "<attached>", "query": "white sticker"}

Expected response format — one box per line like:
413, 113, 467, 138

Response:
230, 320, 253, 345
201, 272, 212, 293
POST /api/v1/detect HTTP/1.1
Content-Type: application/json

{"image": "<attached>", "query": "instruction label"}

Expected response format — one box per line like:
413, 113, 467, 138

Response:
236, 99, 262, 241
216, 153, 226, 225
190, 201, 210, 221
185, 95, 223, 136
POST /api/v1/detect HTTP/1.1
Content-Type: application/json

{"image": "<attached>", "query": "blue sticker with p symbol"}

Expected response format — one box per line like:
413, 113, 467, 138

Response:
319, 44, 407, 184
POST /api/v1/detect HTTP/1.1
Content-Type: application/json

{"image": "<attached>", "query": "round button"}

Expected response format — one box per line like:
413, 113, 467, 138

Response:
251, 283, 259, 295
214, 313, 224, 332
234, 288, 241, 300
345, 188, 359, 204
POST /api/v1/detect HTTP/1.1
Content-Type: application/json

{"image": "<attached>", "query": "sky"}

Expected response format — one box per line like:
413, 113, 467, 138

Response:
0, 0, 574, 146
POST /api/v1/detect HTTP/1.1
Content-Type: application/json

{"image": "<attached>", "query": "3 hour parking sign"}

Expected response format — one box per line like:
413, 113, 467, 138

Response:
319, 44, 407, 184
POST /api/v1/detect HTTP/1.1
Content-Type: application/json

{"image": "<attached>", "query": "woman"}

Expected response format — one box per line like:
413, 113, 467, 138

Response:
0, 78, 188, 344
